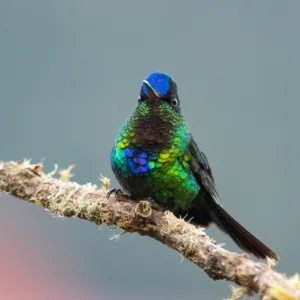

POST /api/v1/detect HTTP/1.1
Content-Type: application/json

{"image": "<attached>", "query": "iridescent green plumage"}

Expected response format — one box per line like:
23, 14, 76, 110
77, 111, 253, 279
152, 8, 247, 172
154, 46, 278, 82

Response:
111, 99, 199, 209
110, 72, 278, 260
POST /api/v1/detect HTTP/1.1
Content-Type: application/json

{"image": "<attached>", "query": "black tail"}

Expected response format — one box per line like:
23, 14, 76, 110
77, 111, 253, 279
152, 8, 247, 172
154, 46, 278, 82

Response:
188, 197, 279, 260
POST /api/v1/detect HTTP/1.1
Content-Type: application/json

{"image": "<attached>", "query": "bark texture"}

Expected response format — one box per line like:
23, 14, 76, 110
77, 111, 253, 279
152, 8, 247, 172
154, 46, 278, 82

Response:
0, 160, 299, 299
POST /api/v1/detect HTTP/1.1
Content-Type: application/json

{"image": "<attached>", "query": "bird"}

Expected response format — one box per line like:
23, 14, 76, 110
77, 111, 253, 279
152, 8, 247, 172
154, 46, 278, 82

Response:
109, 71, 278, 260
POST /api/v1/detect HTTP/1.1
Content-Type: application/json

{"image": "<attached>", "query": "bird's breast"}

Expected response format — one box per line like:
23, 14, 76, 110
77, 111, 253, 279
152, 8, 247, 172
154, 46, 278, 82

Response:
114, 145, 174, 176
132, 115, 173, 147
111, 143, 200, 208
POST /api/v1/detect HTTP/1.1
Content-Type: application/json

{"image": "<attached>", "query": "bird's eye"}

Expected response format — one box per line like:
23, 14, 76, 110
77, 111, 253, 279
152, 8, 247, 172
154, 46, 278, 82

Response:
171, 98, 178, 106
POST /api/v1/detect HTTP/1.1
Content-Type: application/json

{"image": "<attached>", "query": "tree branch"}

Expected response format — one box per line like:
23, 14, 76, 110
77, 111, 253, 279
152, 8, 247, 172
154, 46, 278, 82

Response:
0, 160, 298, 299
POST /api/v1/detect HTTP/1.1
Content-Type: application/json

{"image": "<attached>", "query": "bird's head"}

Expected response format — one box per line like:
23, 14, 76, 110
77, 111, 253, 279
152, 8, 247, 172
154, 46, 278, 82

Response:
128, 72, 187, 149
138, 72, 181, 115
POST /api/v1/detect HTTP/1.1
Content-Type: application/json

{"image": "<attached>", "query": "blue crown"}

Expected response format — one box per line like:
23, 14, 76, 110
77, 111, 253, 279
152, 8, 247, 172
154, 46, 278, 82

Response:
142, 72, 172, 96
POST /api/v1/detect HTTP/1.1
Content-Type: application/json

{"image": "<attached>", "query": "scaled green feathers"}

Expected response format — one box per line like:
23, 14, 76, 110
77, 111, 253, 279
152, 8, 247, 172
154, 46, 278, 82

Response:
111, 96, 200, 209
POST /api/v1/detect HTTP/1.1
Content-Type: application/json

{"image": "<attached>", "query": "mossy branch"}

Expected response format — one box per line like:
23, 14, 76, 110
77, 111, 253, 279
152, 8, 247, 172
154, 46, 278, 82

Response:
0, 160, 299, 299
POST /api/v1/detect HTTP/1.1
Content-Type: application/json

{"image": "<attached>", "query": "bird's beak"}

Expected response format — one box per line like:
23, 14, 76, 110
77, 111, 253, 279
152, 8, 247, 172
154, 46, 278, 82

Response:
142, 80, 159, 102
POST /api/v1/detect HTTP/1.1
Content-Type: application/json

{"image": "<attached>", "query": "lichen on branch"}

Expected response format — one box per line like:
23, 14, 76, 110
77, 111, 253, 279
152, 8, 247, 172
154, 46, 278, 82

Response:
0, 160, 299, 299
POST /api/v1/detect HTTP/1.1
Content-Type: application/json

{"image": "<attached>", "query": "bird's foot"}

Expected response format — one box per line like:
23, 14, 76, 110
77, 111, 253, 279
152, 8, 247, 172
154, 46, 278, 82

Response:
106, 188, 130, 201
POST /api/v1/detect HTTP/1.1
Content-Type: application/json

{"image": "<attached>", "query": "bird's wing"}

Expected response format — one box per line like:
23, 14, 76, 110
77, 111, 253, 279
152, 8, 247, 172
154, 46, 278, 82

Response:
186, 135, 222, 206
185, 135, 279, 260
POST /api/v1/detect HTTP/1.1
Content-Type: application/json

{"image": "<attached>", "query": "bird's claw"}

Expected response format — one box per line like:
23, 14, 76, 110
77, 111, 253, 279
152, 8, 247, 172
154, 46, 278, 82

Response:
106, 188, 130, 201
106, 188, 117, 199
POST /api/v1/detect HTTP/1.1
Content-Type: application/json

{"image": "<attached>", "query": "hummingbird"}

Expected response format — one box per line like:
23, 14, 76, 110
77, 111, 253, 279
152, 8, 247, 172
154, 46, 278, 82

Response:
109, 71, 278, 260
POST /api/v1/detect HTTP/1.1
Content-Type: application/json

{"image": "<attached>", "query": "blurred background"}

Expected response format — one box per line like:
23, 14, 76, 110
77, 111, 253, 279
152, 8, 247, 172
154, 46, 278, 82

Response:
1, 1, 300, 299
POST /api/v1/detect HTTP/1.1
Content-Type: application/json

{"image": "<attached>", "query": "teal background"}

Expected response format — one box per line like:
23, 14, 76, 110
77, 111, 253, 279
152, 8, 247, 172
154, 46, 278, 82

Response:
1, 1, 300, 299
